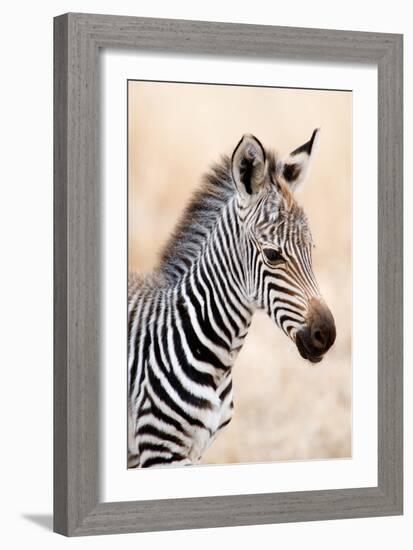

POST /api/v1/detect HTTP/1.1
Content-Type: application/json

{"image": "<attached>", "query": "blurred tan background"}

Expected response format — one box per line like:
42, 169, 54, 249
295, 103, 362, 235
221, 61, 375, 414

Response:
128, 81, 352, 464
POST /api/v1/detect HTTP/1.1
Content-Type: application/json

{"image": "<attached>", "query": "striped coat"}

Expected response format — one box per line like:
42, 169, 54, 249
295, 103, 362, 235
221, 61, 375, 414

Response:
128, 131, 336, 467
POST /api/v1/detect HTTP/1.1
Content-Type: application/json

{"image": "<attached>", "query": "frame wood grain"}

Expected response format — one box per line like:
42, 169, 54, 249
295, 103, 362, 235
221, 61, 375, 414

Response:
53, 13, 403, 536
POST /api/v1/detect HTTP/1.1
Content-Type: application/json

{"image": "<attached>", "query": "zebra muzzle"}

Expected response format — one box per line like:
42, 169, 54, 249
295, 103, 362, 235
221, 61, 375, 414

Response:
295, 299, 336, 363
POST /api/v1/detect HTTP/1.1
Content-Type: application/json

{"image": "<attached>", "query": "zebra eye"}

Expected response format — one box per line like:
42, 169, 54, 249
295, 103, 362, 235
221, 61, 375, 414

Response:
262, 247, 285, 265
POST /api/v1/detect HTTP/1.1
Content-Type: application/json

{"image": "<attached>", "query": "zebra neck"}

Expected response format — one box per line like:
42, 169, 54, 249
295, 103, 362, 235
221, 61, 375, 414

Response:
176, 204, 254, 372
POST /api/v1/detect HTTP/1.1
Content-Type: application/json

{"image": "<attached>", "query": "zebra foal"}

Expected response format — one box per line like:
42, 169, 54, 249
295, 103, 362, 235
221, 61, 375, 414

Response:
128, 129, 336, 468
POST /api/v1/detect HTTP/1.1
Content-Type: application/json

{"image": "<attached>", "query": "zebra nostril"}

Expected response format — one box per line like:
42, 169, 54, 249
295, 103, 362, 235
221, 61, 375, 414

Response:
312, 328, 326, 348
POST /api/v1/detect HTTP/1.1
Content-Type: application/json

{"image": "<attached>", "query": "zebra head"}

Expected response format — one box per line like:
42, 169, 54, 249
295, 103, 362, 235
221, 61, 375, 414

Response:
231, 130, 336, 363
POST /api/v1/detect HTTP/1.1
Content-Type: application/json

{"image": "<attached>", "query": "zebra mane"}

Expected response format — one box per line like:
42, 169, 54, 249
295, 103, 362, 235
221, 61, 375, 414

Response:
158, 155, 235, 284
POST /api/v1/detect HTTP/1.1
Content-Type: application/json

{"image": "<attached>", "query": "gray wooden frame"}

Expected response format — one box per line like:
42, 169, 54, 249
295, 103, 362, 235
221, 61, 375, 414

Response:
54, 12, 403, 536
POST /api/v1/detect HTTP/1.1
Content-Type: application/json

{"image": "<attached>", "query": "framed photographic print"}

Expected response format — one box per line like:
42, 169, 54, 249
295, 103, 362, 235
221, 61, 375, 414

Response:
54, 13, 403, 536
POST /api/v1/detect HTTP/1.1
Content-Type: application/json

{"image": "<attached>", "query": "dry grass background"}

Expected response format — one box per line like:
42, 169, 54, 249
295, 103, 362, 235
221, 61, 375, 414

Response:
128, 81, 352, 464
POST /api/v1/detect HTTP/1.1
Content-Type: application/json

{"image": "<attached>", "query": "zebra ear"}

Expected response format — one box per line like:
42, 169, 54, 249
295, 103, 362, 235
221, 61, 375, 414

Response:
231, 134, 266, 198
281, 128, 320, 192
